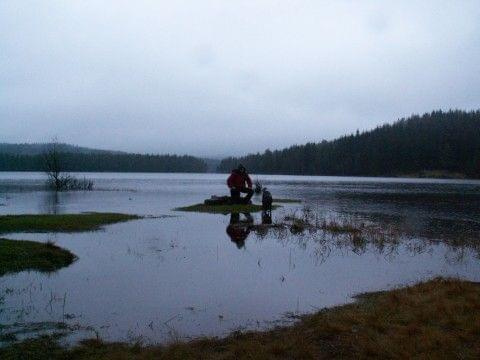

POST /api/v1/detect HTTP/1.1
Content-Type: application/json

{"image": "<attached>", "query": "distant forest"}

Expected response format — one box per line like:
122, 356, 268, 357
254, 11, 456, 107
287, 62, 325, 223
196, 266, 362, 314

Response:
218, 110, 480, 178
0, 142, 120, 156
0, 150, 207, 173
3, 110, 479, 177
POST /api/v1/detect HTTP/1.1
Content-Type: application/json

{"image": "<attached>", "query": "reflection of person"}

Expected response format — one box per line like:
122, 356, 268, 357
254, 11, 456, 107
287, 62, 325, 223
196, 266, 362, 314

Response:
227, 164, 253, 204
226, 212, 253, 248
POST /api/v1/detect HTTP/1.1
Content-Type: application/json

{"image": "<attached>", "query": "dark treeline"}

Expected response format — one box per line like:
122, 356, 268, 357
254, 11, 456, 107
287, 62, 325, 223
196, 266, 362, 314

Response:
0, 152, 207, 173
0, 142, 121, 155
218, 110, 480, 178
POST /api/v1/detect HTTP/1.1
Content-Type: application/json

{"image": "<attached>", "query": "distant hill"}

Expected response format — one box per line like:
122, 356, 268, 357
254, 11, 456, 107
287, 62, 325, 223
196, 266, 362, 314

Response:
217, 110, 480, 178
0, 143, 207, 173
0, 142, 124, 155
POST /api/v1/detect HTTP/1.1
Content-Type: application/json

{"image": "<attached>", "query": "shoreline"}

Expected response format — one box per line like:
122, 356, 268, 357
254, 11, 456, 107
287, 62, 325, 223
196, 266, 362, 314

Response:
0, 169, 477, 179
1, 277, 478, 359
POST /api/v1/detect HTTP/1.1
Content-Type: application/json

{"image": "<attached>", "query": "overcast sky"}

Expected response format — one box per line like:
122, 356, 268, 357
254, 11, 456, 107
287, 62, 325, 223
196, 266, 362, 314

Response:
1, 1, 479, 157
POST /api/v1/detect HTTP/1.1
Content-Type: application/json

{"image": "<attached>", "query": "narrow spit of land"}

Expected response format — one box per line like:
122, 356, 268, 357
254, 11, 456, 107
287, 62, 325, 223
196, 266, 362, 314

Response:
0, 213, 142, 234
1, 278, 478, 359
174, 203, 280, 214
0, 239, 76, 276
173, 198, 300, 214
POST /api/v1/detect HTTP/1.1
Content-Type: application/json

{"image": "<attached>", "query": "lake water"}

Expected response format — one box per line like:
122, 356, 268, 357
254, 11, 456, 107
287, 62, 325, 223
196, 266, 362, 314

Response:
1, 172, 480, 344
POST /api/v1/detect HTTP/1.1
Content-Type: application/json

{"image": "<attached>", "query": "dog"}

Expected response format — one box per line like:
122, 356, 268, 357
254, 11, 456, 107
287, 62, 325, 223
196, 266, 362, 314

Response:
262, 187, 273, 214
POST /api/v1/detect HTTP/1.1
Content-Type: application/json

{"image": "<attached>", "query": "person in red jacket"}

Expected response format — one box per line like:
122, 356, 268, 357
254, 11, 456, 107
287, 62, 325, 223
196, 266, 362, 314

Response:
227, 164, 253, 204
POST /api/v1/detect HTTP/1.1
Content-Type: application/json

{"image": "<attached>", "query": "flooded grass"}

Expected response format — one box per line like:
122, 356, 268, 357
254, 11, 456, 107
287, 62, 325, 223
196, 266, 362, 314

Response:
174, 203, 280, 214
280, 212, 363, 235
319, 219, 362, 234
0, 213, 141, 233
0, 239, 76, 276
1, 278, 478, 359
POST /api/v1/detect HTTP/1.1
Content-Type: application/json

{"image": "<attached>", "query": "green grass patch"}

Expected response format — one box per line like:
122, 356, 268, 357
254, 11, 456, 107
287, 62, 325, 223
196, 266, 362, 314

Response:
0, 213, 141, 234
0, 239, 76, 276
174, 203, 280, 214
1, 278, 478, 359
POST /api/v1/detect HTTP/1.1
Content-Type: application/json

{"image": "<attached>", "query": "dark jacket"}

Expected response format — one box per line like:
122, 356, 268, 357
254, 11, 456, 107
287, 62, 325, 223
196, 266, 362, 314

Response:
227, 169, 252, 189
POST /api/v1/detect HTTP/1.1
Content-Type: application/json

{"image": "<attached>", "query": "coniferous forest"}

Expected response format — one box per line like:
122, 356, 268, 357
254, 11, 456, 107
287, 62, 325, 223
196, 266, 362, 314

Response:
0, 152, 207, 173
2, 110, 479, 177
217, 110, 480, 178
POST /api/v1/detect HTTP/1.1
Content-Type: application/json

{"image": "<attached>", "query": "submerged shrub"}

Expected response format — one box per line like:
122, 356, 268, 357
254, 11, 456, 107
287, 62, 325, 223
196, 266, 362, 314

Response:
46, 175, 93, 191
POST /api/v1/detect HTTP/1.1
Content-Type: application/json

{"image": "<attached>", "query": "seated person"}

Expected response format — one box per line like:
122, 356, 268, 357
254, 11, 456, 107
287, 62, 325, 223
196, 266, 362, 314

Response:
227, 164, 253, 204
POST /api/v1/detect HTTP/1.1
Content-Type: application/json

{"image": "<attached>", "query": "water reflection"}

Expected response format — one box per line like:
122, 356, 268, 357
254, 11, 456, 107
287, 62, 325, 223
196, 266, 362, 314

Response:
226, 211, 275, 248
226, 206, 480, 266
41, 191, 60, 214
226, 213, 253, 249
261, 211, 272, 225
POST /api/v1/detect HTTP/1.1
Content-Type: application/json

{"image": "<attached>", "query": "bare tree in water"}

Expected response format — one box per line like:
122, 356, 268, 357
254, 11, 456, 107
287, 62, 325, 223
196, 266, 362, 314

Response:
43, 138, 67, 190
43, 138, 93, 191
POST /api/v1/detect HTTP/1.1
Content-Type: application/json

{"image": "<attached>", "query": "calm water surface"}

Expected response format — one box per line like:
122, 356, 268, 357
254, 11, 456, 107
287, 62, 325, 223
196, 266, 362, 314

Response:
1, 172, 479, 344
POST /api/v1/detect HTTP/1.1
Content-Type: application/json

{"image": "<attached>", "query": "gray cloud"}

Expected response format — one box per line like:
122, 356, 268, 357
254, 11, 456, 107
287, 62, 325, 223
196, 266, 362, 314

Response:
1, 0, 479, 157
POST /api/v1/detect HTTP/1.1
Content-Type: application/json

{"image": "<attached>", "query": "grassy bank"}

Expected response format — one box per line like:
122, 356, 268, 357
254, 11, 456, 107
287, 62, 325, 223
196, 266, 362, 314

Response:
0, 213, 141, 234
1, 278, 478, 359
174, 203, 280, 214
0, 239, 76, 276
